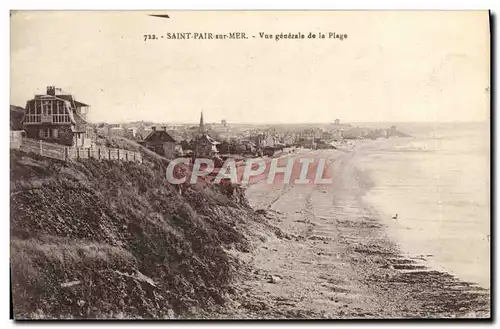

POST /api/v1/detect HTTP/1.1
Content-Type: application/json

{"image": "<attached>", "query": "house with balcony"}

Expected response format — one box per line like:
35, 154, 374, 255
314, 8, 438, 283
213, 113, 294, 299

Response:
22, 86, 93, 147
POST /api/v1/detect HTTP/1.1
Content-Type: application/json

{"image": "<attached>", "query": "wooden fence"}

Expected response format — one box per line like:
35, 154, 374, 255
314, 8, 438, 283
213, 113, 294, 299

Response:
10, 136, 143, 163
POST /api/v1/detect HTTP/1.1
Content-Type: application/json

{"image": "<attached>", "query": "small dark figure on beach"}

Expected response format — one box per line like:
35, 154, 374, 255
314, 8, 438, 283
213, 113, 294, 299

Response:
392, 214, 398, 220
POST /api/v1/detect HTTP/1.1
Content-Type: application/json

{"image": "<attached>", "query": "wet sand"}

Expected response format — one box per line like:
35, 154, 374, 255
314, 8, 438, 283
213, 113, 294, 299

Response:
221, 148, 490, 319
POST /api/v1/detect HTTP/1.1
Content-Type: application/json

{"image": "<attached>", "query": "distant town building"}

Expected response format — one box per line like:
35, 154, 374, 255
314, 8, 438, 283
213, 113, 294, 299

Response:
130, 127, 138, 138
334, 118, 340, 125
240, 139, 257, 153
282, 134, 296, 146
221, 119, 227, 127
22, 86, 93, 147
321, 131, 334, 141
261, 133, 278, 148
135, 125, 153, 141
109, 126, 126, 137
196, 134, 221, 158
333, 129, 344, 141
389, 125, 398, 136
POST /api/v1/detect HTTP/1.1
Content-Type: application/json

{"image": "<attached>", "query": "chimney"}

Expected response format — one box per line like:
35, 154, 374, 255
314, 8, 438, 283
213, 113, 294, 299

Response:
47, 86, 56, 96
152, 126, 156, 131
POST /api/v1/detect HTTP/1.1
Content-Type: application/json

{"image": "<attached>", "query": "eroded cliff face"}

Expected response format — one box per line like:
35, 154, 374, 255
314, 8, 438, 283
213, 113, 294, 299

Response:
10, 150, 259, 319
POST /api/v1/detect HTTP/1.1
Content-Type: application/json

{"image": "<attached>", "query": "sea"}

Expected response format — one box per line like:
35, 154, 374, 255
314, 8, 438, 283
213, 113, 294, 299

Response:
354, 122, 491, 289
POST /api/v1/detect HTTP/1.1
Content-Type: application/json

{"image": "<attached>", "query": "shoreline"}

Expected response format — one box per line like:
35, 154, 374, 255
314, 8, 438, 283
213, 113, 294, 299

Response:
354, 136, 490, 290
219, 148, 490, 319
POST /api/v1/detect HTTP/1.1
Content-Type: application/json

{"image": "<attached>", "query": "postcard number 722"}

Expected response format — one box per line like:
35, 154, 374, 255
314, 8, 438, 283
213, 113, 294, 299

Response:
144, 34, 158, 41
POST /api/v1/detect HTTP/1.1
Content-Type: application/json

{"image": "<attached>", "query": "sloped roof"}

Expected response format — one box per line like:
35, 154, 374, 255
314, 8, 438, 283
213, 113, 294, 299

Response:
31, 94, 90, 108
36, 94, 90, 107
142, 130, 176, 143
205, 134, 220, 145
74, 100, 90, 107
57, 95, 79, 107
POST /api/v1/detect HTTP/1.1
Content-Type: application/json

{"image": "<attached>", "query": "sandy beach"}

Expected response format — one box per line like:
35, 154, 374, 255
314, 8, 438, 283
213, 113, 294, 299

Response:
220, 146, 490, 319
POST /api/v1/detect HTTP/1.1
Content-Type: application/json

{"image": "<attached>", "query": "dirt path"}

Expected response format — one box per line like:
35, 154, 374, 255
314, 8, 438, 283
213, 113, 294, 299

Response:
222, 149, 490, 319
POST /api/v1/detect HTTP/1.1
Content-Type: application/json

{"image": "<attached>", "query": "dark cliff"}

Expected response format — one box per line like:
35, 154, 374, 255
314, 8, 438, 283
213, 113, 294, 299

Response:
10, 149, 260, 319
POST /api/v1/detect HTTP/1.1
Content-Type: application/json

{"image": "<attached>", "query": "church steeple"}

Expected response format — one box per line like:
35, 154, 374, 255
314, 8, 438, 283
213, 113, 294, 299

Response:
199, 111, 204, 134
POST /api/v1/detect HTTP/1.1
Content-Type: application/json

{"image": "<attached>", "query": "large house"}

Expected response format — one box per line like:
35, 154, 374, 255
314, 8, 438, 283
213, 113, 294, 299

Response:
22, 86, 93, 147
139, 126, 179, 158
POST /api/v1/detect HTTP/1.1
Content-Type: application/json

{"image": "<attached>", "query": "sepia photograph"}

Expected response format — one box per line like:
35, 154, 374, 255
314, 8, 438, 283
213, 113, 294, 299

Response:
9, 10, 491, 320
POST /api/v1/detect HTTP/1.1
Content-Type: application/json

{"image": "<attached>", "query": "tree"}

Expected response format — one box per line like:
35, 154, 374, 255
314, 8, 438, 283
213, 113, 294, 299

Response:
218, 141, 230, 154
180, 140, 191, 151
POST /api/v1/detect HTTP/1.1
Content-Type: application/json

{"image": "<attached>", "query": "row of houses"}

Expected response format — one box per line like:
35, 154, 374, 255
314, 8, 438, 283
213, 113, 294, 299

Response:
12, 86, 354, 162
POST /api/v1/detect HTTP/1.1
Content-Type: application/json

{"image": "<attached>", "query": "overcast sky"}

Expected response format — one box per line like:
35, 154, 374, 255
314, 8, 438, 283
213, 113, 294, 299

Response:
10, 11, 490, 124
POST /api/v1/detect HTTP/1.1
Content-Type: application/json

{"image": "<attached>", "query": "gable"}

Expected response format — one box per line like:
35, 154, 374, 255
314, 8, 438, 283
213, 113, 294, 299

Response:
143, 130, 176, 143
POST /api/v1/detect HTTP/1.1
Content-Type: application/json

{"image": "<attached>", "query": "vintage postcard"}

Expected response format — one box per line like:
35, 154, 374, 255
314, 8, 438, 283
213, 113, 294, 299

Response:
9, 10, 491, 319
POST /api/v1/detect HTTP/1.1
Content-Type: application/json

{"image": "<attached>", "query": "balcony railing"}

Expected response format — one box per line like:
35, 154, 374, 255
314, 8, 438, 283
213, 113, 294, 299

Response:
41, 114, 53, 123
24, 114, 72, 124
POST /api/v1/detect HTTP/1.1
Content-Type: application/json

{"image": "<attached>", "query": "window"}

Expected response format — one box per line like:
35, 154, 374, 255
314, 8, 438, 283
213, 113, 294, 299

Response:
25, 100, 41, 123
53, 100, 70, 123
42, 101, 51, 115
39, 128, 55, 139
